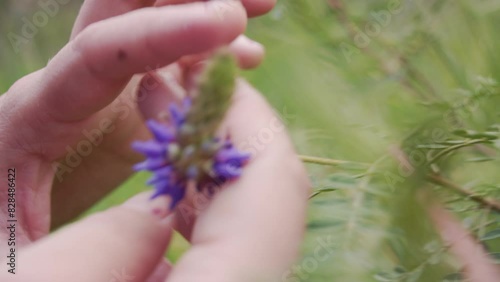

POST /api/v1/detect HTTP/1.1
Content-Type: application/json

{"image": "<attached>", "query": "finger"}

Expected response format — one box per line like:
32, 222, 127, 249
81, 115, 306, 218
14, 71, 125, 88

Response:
136, 34, 264, 120
179, 35, 265, 70
71, 0, 155, 39
241, 0, 277, 17
146, 259, 173, 282
427, 202, 500, 282
39, 1, 246, 122
172, 79, 300, 241
228, 35, 265, 69
155, 0, 277, 17
167, 80, 310, 281
8, 192, 174, 282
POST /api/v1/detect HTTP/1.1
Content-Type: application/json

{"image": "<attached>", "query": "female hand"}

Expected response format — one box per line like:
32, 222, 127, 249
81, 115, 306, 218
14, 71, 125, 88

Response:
0, 0, 309, 281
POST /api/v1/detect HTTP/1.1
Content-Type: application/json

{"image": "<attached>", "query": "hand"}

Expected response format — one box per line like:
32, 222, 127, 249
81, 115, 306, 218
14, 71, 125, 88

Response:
1, 79, 308, 281
0, 0, 309, 281
0, 0, 272, 235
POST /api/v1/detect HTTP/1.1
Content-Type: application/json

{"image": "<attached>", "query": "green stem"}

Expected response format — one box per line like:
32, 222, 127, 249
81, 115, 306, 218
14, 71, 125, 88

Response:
309, 187, 338, 199
427, 174, 500, 212
427, 139, 488, 164
299, 155, 370, 167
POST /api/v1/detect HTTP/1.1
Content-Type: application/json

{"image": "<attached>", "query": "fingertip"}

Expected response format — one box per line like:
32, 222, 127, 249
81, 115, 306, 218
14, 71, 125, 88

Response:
206, 0, 248, 41
230, 36, 265, 69
243, 0, 277, 17
145, 259, 172, 282
121, 191, 173, 221
156, 0, 276, 18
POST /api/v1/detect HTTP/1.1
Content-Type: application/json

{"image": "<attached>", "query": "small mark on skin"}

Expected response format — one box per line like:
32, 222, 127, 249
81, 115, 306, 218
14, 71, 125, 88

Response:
117, 49, 127, 61
152, 207, 165, 219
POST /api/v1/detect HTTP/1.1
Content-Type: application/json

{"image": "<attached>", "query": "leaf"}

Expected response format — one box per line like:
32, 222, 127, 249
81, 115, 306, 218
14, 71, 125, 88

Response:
438, 140, 467, 145
373, 272, 400, 282
416, 144, 449, 149
394, 266, 407, 274
466, 157, 495, 162
428, 252, 442, 265
480, 132, 499, 140
307, 220, 339, 229
327, 174, 358, 189
406, 267, 423, 282
451, 129, 498, 140
337, 162, 371, 170
423, 240, 440, 253
452, 129, 474, 138
481, 229, 500, 241
443, 273, 464, 282
487, 124, 500, 132
309, 187, 338, 199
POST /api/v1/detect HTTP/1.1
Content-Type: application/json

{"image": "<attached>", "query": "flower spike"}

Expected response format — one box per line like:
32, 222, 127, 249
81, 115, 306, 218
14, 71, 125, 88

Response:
132, 50, 249, 209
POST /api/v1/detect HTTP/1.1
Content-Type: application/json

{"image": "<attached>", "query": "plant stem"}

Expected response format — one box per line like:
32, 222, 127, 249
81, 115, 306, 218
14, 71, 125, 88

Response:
309, 187, 338, 199
301, 153, 500, 211
299, 155, 370, 167
427, 174, 500, 212
427, 139, 489, 164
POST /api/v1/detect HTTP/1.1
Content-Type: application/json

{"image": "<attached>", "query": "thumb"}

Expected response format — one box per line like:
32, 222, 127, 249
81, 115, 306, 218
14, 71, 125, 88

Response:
10, 192, 173, 282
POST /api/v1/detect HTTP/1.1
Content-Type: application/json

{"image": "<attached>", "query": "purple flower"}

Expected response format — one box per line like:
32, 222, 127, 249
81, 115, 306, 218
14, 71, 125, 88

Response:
132, 97, 249, 209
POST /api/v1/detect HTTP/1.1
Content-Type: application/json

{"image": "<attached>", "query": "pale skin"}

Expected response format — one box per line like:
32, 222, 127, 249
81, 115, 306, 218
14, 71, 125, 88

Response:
1, 1, 494, 281
0, 0, 310, 281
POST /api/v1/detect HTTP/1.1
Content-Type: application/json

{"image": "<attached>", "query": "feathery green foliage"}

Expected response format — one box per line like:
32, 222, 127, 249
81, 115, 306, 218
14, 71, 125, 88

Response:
1, 0, 500, 279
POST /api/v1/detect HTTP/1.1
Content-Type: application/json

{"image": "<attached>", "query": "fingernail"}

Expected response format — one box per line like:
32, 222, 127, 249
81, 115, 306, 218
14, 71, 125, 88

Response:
122, 192, 172, 220
237, 35, 264, 49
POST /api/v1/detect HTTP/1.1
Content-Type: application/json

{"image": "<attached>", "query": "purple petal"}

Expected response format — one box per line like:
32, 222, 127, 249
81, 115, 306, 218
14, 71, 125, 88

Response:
214, 163, 242, 179
182, 96, 192, 110
131, 140, 165, 157
151, 181, 186, 209
150, 179, 171, 198
169, 104, 185, 126
215, 147, 250, 164
146, 120, 175, 142
223, 140, 233, 149
133, 158, 165, 171
167, 184, 186, 209
147, 174, 168, 185
146, 166, 174, 185
152, 166, 174, 177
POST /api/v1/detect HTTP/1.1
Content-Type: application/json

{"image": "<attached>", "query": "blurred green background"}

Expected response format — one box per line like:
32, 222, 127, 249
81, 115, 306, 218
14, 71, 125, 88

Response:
1, 0, 500, 281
